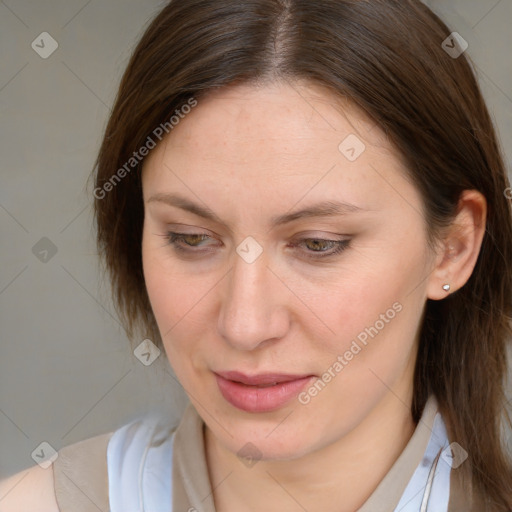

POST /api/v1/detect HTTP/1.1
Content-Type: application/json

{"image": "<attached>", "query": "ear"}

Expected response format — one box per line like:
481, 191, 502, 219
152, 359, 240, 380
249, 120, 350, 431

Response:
426, 190, 487, 300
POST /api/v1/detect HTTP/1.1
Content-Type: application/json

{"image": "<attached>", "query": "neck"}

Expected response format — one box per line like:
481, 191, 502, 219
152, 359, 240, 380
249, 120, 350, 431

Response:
204, 392, 417, 512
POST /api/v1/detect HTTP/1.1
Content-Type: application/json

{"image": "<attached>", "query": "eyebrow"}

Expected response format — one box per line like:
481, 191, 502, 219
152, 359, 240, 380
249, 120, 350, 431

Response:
146, 193, 365, 229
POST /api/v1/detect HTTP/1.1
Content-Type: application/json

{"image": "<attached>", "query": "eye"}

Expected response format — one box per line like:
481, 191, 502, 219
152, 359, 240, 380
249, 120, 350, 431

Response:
159, 232, 350, 260
163, 232, 217, 253
291, 237, 350, 259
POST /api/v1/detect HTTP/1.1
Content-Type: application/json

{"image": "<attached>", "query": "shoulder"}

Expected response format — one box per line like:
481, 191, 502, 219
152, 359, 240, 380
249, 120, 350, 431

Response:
0, 430, 114, 512
0, 464, 59, 512
0, 415, 178, 512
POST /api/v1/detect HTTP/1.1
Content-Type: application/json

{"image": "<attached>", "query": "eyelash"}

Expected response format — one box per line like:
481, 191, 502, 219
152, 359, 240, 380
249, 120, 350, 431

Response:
160, 232, 350, 260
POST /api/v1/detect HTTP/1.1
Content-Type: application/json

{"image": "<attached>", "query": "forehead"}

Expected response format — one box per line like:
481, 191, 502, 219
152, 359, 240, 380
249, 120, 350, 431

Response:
141, 81, 418, 222
151, 81, 386, 163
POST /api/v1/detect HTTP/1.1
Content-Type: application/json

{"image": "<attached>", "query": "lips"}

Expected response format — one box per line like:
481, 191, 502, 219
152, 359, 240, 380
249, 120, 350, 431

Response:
216, 371, 311, 386
214, 370, 315, 412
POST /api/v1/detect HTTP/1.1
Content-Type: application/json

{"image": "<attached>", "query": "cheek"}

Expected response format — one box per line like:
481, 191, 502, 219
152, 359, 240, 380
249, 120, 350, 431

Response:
141, 232, 219, 371
309, 238, 428, 386
142, 231, 186, 344
142, 226, 193, 327
315, 260, 419, 345
142, 258, 198, 384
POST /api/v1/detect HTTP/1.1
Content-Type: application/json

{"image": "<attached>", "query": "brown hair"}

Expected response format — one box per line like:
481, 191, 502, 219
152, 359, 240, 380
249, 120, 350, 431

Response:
91, 0, 512, 508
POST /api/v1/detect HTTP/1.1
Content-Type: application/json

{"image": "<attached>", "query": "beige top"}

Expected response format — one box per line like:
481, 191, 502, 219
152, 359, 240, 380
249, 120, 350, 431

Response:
53, 395, 486, 511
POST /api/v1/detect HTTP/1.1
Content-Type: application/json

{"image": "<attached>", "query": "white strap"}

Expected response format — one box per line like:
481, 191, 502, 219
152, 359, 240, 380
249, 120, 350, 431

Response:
107, 416, 175, 512
394, 413, 451, 511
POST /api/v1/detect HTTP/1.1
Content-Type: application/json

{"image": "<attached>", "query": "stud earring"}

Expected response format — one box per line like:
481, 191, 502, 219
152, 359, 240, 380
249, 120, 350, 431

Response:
442, 284, 451, 292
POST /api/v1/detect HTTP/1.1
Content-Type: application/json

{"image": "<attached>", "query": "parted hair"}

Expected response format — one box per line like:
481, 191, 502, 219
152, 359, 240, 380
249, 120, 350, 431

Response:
91, 0, 512, 509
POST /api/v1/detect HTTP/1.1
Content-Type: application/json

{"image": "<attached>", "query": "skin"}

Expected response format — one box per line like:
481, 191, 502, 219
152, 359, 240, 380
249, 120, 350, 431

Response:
0, 465, 58, 511
0, 80, 485, 512
140, 80, 486, 512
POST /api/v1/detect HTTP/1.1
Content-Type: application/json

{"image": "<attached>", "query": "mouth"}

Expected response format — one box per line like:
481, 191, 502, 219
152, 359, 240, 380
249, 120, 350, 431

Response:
216, 370, 312, 385
214, 370, 315, 413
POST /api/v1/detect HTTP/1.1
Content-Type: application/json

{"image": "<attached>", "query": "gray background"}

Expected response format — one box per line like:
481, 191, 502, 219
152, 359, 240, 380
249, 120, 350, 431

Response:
1, 0, 511, 478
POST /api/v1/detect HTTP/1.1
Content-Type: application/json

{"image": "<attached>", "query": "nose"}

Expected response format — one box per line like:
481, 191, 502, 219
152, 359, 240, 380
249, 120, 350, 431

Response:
217, 246, 290, 351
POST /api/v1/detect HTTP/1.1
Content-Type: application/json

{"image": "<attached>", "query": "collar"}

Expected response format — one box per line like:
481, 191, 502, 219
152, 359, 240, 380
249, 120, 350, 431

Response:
171, 395, 449, 512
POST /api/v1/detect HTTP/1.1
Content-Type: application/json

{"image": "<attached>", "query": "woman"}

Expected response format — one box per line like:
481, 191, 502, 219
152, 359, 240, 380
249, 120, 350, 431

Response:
1, 0, 511, 510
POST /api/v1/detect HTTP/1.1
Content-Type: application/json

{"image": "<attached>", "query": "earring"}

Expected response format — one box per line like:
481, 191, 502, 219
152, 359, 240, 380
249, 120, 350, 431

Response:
442, 284, 451, 292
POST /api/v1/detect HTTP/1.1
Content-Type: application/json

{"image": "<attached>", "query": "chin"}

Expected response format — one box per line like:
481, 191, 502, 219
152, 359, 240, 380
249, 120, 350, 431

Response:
206, 405, 326, 461
228, 430, 314, 462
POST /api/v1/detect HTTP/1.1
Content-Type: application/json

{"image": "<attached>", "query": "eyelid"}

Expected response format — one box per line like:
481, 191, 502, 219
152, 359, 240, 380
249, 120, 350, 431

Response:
163, 224, 349, 240
292, 230, 350, 239
160, 231, 351, 259
161, 229, 350, 244
163, 223, 217, 236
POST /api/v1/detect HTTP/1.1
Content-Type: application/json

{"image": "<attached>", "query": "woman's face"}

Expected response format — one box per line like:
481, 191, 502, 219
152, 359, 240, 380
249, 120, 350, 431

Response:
141, 81, 436, 460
